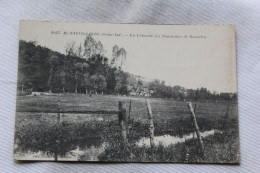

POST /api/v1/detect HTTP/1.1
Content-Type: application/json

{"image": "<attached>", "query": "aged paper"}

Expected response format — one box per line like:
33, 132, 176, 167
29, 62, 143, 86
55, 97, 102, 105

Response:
14, 21, 239, 163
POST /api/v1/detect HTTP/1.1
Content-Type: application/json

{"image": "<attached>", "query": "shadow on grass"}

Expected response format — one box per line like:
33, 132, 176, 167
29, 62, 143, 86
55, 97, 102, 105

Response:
14, 114, 239, 163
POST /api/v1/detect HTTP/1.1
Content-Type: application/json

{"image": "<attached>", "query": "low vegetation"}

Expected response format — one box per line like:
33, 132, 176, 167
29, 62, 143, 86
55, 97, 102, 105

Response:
14, 94, 239, 163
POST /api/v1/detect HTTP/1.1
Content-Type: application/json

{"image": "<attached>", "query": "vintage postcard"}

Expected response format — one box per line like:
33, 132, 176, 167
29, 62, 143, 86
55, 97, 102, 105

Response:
14, 21, 239, 163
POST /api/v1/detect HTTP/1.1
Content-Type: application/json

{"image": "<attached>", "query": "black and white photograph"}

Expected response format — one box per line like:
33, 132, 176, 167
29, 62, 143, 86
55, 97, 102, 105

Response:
13, 21, 239, 163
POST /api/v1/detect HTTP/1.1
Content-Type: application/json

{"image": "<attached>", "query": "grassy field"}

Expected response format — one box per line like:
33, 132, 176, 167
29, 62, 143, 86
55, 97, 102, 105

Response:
14, 94, 239, 163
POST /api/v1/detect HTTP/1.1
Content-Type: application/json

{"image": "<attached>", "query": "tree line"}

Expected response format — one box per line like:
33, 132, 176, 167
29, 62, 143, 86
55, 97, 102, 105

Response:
17, 36, 236, 101
146, 80, 236, 101
18, 37, 131, 96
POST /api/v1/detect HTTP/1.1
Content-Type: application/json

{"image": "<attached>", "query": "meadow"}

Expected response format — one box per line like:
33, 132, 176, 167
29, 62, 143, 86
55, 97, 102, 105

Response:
14, 94, 239, 163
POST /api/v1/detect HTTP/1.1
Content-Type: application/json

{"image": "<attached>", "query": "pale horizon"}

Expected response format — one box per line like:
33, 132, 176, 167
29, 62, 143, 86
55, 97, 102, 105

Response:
19, 21, 237, 93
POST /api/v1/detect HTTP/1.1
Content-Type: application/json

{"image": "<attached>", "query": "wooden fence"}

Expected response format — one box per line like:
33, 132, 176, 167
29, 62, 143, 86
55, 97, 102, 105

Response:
16, 98, 210, 160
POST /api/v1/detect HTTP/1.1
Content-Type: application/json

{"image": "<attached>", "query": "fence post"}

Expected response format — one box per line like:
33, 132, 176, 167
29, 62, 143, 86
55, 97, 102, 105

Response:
118, 101, 128, 145
129, 100, 132, 121
186, 102, 205, 157
146, 100, 155, 148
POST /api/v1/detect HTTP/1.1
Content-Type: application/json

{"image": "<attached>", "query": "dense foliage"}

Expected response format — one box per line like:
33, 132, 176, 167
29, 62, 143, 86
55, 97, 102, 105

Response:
18, 39, 129, 95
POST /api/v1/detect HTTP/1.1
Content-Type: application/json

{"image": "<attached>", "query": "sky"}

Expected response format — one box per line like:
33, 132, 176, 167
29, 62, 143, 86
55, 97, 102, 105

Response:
19, 21, 237, 93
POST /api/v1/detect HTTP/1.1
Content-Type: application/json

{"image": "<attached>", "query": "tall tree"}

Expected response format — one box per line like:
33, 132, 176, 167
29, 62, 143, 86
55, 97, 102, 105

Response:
82, 73, 90, 94
114, 69, 121, 96
106, 67, 117, 94
74, 62, 84, 93
118, 48, 127, 68
114, 69, 129, 95
77, 44, 83, 58
83, 35, 96, 59
119, 72, 129, 95
48, 55, 59, 93
60, 70, 66, 93
98, 75, 107, 95
90, 75, 98, 94
111, 45, 119, 66
95, 41, 104, 55
65, 41, 76, 56
111, 45, 127, 69
18, 72, 30, 94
